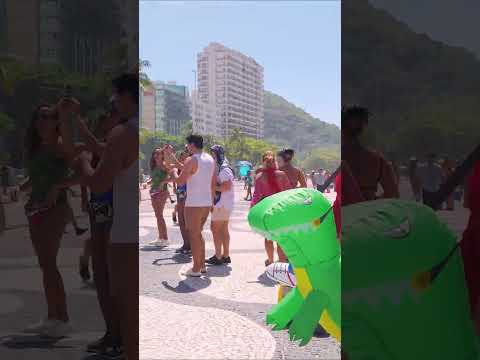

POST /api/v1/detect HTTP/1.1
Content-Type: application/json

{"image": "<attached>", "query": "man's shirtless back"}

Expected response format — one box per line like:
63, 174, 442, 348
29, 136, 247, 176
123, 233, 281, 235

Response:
280, 164, 307, 189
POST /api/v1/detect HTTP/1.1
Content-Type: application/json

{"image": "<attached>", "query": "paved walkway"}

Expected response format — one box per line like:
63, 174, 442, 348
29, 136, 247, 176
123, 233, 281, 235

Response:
139, 182, 340, 360
0, 190, 106, 360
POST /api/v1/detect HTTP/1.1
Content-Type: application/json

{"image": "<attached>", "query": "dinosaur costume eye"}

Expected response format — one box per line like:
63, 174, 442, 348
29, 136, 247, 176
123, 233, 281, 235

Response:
312, 206, 333, 228
384, 219, 410, 238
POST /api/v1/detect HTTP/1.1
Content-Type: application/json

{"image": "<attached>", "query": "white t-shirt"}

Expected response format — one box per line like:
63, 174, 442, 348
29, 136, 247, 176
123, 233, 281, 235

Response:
215, 167, 235, 210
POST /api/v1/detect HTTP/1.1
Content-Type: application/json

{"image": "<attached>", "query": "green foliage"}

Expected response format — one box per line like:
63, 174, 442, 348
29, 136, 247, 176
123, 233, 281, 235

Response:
0, 112, 13, 133
264, 91, 340, 157
301, 148, 340, 171
139, 59, 152, 87
343, 0, 480, 161
140, 128, 280, 173
0, 56, 119, 167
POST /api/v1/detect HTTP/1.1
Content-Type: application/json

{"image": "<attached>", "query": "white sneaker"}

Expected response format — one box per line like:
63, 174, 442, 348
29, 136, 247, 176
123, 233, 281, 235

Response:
181, 268, 202, 277
149, 239, 169, 247
40, 320, 72, 338
265, 262, 296, 287
23, 318, 57, 334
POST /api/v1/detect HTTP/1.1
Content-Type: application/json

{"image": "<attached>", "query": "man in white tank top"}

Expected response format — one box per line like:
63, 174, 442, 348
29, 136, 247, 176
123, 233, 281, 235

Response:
169, 134, 216, 277
73, 73, 139, 359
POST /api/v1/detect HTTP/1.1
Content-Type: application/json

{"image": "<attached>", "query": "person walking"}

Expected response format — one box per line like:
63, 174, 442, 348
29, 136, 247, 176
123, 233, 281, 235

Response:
244, 169, 253, 201
206, 145, 235, 266
442, 157, 455, 210
408, 157, 422, 202
418, 153, 444, 210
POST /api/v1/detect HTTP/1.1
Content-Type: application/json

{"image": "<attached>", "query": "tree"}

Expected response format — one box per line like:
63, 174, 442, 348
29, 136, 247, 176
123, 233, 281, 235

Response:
139, 59, 152, 87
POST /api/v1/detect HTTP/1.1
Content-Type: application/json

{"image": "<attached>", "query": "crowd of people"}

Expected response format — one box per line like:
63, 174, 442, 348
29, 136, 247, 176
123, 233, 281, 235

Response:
15, 73, 139, 360
408, 154, 462, 211
144, 140, 324, 274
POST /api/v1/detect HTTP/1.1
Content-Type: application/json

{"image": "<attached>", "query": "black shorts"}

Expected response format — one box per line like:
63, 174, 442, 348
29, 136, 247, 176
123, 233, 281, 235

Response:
176, 191, 186, 203
88, 200, 113, 232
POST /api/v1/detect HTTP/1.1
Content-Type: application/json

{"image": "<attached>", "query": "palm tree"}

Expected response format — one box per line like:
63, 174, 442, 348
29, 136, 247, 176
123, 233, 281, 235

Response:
139, 59, 152, 87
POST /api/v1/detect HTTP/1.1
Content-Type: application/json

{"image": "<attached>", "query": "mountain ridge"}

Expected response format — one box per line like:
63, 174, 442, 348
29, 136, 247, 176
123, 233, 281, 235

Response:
263, 90, 340, 158
342, 0, 480, 159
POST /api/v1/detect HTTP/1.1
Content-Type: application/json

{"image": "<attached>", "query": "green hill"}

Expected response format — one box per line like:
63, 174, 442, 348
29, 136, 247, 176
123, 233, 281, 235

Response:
343, 0, 480, 160
263, 90, 340, 158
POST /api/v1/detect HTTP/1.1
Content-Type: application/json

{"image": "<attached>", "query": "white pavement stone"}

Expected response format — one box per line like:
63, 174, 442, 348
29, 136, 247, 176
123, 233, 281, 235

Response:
140, 295, 276, 360
178, 254, 277, 305
0, 294, 24, 314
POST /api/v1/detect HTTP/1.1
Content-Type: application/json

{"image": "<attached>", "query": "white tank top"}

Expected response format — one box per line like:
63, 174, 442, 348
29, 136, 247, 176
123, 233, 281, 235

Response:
111, 117, 139, 244
185, 152, 215, 207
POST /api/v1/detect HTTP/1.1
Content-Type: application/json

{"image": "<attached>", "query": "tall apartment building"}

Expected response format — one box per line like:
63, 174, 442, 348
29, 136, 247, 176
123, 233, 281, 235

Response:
39, 0, 61, 64
4, 0, 127, 73
196, 42, 264, 139
154, 81, 191, 136
4, 0, 40, 64
140, 84, 156, 132
191, 90, 218, 137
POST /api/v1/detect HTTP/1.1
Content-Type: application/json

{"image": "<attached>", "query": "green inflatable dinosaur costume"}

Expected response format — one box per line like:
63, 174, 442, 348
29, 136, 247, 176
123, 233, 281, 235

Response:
342, 199, 479, 359
248, 188, 341, 346
249, 189, 479, 357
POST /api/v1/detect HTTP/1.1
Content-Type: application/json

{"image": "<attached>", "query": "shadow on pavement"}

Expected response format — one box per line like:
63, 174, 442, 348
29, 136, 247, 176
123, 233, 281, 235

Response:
162, 279, 210, 293
79, 281, 97, 291
161, 265, 232, 293
81, 353, 109, 360
139, 246, 171, 252
152, 253, 192, 266
0, 334, 72, 350
204, 264, 232, 278
249, 272, 276, 287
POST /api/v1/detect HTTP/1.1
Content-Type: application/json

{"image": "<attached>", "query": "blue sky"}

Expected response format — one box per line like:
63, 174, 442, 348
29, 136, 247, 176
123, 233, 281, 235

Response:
140, 1, 341, 127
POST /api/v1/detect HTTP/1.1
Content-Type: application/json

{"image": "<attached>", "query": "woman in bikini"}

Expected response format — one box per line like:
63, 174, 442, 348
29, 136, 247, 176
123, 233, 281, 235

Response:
148, 147, 172, 247
20, 99, 83, 338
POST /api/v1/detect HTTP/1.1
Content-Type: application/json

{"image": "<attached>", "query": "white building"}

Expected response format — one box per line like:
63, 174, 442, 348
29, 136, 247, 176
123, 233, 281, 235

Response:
191, 90, 218, 137
140, 84, 156, 132
196, 42, 264, 139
